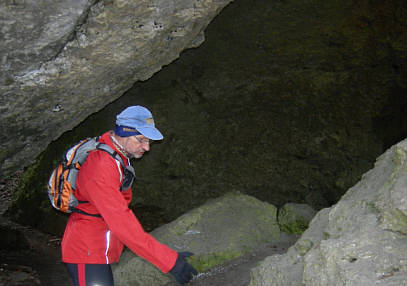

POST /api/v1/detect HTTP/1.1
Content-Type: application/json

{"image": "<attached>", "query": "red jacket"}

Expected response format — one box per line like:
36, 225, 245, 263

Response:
61, 132, 178, 273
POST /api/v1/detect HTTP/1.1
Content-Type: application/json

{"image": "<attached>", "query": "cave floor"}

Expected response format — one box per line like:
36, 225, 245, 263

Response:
0, 215, 71, 286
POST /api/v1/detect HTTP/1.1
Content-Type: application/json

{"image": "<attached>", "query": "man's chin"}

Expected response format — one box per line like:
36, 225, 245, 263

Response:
132, 153, 143, 159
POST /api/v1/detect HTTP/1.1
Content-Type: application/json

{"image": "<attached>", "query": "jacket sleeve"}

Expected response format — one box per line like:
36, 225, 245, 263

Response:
78, 151, 178, 273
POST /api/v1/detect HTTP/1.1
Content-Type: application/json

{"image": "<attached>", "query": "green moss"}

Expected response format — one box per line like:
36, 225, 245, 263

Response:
278, 204, 314, 235
188, 251, 243, 272
280, 218, 309, 235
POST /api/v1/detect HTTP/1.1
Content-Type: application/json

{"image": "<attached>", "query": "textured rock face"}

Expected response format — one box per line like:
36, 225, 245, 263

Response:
0, 0, 233, 177
249, 139, 407, 286
112, 192, 280, 286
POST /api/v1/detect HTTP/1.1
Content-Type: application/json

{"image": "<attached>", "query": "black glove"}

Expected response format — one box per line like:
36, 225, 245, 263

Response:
169, 252, 198, 285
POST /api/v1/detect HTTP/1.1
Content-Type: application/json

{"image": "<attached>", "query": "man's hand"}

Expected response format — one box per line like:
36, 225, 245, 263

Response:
169, 252, 198, 285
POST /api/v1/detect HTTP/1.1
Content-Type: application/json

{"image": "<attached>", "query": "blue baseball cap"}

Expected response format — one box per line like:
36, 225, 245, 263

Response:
115, 106, 163, 140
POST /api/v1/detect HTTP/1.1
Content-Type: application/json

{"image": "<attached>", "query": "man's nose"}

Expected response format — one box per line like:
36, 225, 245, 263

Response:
143, 143, 150, 151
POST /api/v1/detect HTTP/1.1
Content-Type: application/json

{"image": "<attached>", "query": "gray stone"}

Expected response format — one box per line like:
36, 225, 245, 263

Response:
249, 207, 331, 286
112, 192, 280, 286
249, 139, 407, 286
0, 0, 233, 177
248, 253, 303, 286
278, 203, 317, 235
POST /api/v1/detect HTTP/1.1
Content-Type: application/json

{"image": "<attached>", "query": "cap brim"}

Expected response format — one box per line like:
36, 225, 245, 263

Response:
137, 126, 163, 140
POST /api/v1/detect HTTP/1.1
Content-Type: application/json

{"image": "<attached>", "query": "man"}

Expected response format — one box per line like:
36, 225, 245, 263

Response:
61, 105, 197, 285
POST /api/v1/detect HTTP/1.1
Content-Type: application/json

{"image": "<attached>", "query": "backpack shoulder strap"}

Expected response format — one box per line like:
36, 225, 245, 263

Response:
95, 143, 126, 168
95, 142, 135, 191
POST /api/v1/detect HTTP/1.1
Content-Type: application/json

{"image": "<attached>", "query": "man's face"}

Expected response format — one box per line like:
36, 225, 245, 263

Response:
123, 135, 151, 158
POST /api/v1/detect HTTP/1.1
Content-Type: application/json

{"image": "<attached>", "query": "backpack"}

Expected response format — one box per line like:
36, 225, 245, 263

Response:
47, 136, 135, 217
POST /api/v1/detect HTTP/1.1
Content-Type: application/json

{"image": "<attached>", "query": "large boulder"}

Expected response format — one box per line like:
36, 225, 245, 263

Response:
0, 0, 233, 177
249, 138, 407, 286
112, 192, 280, 286
278, 203, 316, 235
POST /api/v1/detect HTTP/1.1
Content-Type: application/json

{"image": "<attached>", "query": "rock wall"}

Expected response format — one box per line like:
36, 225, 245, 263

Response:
249, 139, 407, 286
0, 0, 233, 177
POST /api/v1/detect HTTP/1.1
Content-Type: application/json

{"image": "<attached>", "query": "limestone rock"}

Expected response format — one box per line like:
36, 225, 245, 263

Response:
112, 192, 280, 286
278, 203, 316, 235
0, 0, 233, 177
249, 139, 407, 286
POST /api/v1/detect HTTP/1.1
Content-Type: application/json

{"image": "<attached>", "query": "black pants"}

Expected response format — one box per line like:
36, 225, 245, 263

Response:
65, 263, 114, 286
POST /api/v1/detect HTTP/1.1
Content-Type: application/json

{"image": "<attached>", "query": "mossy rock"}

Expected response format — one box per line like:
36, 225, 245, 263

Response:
113, 192, 280, 286
278, 203, 317, 235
